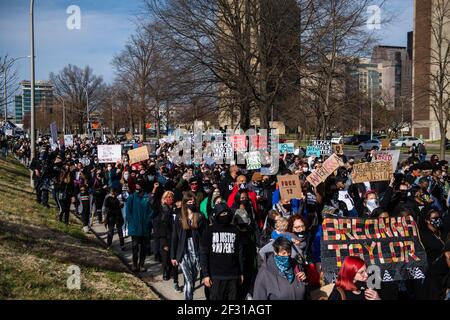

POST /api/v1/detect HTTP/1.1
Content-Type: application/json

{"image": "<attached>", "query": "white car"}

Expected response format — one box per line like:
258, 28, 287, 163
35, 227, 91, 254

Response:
391, 137, 423, 148
331, 137, 343, 144
358, 139, 381, 152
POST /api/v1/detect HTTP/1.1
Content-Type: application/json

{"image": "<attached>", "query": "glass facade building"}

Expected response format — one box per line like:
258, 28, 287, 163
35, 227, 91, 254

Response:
14, 80, 54, 124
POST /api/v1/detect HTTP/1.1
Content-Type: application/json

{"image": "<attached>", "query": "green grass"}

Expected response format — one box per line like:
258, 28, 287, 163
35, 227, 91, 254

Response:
0, 156, 159, 300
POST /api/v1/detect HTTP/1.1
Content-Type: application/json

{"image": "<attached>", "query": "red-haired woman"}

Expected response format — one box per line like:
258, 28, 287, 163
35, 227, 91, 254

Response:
329, 256, 381, 300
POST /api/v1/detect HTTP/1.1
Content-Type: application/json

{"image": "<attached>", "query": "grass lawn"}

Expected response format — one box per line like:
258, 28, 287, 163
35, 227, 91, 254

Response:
0, 156, 159, 300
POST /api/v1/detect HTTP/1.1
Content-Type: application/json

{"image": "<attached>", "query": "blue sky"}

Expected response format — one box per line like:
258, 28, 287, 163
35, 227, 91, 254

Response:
0, 0, 413, 84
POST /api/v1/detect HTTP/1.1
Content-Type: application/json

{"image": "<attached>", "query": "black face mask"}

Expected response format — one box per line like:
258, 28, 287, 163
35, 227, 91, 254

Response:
187, 204, 197, 212
217, 214, 232, 225
294, 231, 306, 239
282, 204, 292, 211
354, 281, 367, 291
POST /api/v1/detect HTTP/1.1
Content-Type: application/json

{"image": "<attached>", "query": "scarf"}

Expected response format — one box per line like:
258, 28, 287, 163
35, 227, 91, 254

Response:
274, 255, 294, 283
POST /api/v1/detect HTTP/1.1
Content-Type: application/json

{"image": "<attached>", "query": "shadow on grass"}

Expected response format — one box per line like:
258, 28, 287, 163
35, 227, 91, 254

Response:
0, 220, 131, 274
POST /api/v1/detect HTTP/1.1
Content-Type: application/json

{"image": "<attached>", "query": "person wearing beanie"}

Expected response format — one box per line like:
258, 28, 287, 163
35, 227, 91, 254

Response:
199, 203, 244, 300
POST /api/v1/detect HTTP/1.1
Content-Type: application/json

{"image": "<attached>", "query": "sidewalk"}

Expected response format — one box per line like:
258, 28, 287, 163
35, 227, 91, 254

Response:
87, 218, 206, 300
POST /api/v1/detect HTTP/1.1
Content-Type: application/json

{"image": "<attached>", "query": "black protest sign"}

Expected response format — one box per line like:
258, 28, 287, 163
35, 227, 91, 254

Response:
320, 216, 428, 282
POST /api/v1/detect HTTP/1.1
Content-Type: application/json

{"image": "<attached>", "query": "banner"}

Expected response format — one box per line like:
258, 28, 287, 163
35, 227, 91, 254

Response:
64, 134, 74, 147
278, 143, 295, 154
312, 140, 332, 155
352, 161, 393, 184
306, 146, 321, 157
128, 146, 150, 164
50, 122, 58, 144
97, 145, 122, 163
374, 150, 400, 172
306, 154, 343, 187
277, 175, 303, 201
246, 151, 262, 170
231, 135, 247, 152
333, 144, 344, 155
320, 216, 427, 282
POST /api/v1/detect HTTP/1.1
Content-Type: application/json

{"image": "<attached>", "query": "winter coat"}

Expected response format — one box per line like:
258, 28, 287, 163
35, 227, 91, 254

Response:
126, 191, 153, 237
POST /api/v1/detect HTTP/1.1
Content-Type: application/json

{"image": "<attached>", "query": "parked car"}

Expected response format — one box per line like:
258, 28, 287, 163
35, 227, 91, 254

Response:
358, 139, 381, 152
331, 136, 343, 144
342, 135, 354, 145
391, 136, 423, 148
351, 134, 371, 145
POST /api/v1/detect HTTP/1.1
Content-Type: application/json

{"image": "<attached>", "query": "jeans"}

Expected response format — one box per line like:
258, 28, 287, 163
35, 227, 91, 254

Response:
210, 279, 239, 300
107, 222, 124, 247
81, 202, 90, 227
121, 205, 128, 237
131, 236, 148, 268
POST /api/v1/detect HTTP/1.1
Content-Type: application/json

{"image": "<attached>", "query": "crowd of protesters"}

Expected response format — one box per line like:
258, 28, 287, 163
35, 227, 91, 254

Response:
1, 132, 450, 301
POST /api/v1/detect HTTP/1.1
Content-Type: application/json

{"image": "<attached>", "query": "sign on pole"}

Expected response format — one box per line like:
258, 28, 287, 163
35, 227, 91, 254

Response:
351, 161, 393, 184
320, 216, 427, 282
278, 143, 295, 154
306, 154, 343, 187
128, 146, 150, 165
97, 145, 122, 163
277, 175, 304, 201
50, 122, 58, 144
374, 150, 400, 172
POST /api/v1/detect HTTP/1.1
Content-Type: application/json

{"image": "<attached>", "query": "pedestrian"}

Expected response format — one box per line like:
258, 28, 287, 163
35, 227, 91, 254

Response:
104, 187, 125, 250
79, 184, 91, 233
171, 191, 205, 300
420, 209, 446, 267
126, 179, 153, 272
200, 203, 244, 300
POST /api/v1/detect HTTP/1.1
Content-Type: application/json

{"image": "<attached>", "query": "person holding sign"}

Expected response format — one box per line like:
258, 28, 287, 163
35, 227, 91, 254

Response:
329, 256, 381, 300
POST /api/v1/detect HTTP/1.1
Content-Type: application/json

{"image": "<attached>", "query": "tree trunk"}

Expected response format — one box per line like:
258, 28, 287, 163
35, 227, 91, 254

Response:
440, 126, 446, 160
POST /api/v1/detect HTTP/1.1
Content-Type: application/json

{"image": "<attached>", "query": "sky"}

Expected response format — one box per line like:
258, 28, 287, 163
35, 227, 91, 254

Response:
0, 0, 414, 85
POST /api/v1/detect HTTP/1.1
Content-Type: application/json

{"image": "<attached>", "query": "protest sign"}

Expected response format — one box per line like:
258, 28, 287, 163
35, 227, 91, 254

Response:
64, 134, 74, 147
126, 132, 133, 141
250, 135, 268, 151
374, 150, 400, 172
306, 146, 321, 157
312, 140, 332, 155
352, 161, 392, 184
277, 175, 303, 201
212, 141, 233, 160
246, 151, 262, 170
50, 122, 58, 144
320, 216, 427, 282
128, 146, 149, 164
5, 129, 13, 136
333, 144, 344, 155
306, 154, 343, 187
278, 143, 295, 154
381, 139, 390, 149
97, 145, 122, 163
231, 135, 247, 152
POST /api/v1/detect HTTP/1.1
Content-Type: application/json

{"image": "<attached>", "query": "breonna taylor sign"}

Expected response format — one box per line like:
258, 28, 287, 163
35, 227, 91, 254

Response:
320, 215, 428, 282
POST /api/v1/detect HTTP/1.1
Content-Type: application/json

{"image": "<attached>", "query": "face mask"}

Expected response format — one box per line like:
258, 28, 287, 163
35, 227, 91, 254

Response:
354, 280, 367, 291
294, 231, 306, 239
366, 199, 378, 212
148, 175, 155, 182
239, 183, 246, 190
124, 173, 129, 181
217, 214, 232, 225
107, 166, 112, 171
302, 167, 309, 173
204, 186, 211, 194
431, 218, 443, 229
187, 204, 197, 212
274, 255, 293, 282
212, 191, 221, 199
282, 204, 292, 211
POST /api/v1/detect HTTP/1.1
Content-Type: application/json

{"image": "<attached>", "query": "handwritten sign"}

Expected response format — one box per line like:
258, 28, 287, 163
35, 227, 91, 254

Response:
312, 140, 332, 155
306, 154, 343, 187
321, 216, 427, 282
128, 146, 149, 164
306, 146, 321, 157
277, 175, 303, 201
64, 134, 74, 147
381, 139, 390, 149
97, 145, 122, 164
278, 143, 295, 154
231, 135, 247, 152
333, 144, 344, 155
374, 150, 400, 172
352, 161, 392, 184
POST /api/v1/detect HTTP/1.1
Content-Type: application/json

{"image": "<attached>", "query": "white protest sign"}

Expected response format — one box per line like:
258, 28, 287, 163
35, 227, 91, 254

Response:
246, 151, 262, 170
312, 140, 332, 155
64, 134, 74, 147
374, 150, 400, 172
97, 145, 122, 163
5, 129, 13, 136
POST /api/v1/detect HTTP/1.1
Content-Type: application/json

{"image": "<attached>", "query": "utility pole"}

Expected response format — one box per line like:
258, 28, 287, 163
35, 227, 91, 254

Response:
370, 73, 374, 140
30, 0, 36, 162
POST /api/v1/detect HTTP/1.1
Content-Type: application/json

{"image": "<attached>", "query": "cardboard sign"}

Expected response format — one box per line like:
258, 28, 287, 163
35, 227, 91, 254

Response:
278, 143, 295, 154
231, 135, 247, 152
306, 154, 343, 187
97, 145, 122, 163
312, 140, 332, 155
320, 216, 427, 282
306, 146, 321, 157
374, 150, 400, 172
352, 161, 393, 184
381, 139, 390, 149
128, 146, 149, 164
64, 134, 74, 147
126, 132, 133, 141
333, 144, 344, 155
277, 175, 304, 200
246, 151, 262, 170
50, 122, 58, 144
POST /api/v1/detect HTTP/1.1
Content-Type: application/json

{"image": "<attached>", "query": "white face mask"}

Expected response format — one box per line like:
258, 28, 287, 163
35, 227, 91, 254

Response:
124, 173, 129, 181
366, 199, 378, 212
302, 167, 309, 173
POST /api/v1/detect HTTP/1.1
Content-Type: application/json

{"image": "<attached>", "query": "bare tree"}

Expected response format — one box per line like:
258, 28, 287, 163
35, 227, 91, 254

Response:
0, 55, 20, 122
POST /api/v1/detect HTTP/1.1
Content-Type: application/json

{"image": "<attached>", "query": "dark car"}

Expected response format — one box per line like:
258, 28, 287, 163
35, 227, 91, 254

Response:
351, 134, 371, 145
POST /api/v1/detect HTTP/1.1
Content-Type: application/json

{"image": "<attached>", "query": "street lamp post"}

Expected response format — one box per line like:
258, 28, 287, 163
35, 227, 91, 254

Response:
54, 94, 66, 134
30, 0, 36, 163
370, 73, 374, 140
